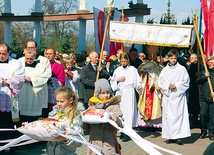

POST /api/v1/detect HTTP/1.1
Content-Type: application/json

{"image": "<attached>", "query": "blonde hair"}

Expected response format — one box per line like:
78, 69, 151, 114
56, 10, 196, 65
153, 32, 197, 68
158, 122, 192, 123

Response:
64, 57, 76, 65
55, 86, 77, 123
119, 53, 130, 65
69, 53, 76, 61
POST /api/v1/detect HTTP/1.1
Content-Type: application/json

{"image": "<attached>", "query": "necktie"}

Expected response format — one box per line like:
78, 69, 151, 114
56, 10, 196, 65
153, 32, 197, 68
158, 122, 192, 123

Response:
93, 65, 97, 71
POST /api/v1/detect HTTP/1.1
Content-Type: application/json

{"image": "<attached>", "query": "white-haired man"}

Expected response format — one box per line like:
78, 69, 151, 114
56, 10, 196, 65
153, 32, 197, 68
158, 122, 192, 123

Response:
80, 51, 110, 108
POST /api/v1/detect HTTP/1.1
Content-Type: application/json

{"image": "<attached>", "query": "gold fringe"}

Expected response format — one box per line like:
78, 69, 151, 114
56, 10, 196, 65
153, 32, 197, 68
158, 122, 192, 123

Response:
12, 118, 20, 122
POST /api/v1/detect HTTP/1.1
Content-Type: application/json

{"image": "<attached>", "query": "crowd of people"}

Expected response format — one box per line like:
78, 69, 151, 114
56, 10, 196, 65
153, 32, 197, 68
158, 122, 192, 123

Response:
0, 40, 213, 154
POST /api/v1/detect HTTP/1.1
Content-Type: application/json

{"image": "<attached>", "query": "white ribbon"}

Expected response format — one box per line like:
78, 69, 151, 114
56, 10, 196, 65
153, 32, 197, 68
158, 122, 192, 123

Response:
0, 119, 182, 155
0, 128, 118, 155
106, 119, 182, 155
0, 135, 32, 151
56, 130, 119, 155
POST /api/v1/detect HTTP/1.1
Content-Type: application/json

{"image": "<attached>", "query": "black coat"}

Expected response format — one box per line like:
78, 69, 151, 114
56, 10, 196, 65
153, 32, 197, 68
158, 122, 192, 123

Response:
129, 57, 142, 69
80, 62, 110, 103
188, 63, 200, 113
196, 68, 214, 102
109, 59, 120, 76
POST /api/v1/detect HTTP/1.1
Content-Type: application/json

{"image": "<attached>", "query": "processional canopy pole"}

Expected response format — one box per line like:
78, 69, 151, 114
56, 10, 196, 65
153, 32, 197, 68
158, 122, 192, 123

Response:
94, 7, 111, 97
121, 6, 125, 51
192, 9, 214, 102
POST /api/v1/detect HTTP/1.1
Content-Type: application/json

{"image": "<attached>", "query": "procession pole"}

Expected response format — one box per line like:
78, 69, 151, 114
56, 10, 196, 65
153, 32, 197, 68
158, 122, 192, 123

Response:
93, 7, 111, 97
194, 9, 202, 105
121, 6, 125, 51
195, 8, 201, 74
95, 7, 111, 81
192, 11, 214, 102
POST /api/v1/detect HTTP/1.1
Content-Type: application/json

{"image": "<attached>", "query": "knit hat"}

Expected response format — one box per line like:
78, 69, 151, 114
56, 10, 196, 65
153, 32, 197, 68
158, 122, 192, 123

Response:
95, 78, 112, 94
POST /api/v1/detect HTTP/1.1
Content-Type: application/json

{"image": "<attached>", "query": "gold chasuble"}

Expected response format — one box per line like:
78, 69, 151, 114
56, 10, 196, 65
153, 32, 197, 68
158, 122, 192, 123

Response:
138, 68, 162, 124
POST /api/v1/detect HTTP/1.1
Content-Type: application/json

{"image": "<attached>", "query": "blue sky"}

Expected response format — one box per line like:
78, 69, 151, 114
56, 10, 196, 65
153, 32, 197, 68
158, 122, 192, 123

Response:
11, 0, 201, 33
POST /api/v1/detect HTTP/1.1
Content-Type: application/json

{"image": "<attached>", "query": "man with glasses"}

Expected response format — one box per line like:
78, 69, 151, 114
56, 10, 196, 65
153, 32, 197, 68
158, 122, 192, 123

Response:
101, 50, 108, 66
19, 40, 52, 118
80, 51, 110, 109
18, 49, 50, 123
26, 40, 51, 68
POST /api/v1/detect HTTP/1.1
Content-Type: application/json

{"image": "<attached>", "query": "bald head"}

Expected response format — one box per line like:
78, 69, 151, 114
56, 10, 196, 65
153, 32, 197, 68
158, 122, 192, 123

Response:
0, 43, 10, 62
102, 51, 108, 61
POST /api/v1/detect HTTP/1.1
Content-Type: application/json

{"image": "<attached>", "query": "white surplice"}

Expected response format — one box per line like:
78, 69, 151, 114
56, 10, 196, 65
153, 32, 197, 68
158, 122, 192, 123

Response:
65, 70, 79, 98
19, 59, 51, 116
158, 62, 191, 139
0, 57, 25, 112
110, 65, 143, 128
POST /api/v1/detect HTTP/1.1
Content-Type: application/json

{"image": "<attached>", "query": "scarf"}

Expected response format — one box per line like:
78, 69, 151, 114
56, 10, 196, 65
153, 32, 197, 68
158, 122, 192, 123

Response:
56, 113, 65, 121
89, 97, 111, 109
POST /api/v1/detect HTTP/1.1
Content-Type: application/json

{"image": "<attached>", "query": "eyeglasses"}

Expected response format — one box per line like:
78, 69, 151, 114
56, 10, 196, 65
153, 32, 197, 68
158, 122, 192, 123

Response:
27, 47, 35, 49
25, 58, 34, 60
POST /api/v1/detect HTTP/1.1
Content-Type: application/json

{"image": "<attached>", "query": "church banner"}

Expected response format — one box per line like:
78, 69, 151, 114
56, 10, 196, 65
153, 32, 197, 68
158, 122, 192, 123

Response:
109, 21, 196, 48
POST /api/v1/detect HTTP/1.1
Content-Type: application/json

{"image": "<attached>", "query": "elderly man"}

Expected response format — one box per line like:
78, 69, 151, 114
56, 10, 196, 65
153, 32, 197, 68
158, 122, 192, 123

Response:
139, 52, 146, 61
44, 48, 66, 113
80, 51, 110, 108
26, 40, 51, 69
0, 43, 25, 153
19, 40, 52, 118
188, 53, 200, 129
196, 56, 214, 140
101, 50, 108, 66
19, 49, 50, 123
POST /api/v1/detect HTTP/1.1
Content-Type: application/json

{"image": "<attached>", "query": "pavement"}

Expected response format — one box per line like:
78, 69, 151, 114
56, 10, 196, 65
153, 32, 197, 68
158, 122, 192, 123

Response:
2, 127, 212, 155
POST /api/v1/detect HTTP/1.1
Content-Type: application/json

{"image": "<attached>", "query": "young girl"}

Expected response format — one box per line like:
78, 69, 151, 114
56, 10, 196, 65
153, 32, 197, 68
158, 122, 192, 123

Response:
87, 78, 124, 155
64, 58, 79, 98
110, 53, 143, 142
46, 86, 84, 155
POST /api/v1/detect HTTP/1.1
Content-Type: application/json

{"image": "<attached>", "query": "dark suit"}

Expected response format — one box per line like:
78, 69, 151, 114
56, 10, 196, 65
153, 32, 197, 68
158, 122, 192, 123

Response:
188, 63, 200, 128
80, 62, 110, 108
196, 68, 214, 136
109, 59, 120, 76
129, 57, 142, 69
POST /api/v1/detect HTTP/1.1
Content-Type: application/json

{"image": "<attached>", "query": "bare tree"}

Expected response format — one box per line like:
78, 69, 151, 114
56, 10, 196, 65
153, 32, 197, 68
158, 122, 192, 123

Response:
41, 0, 79, 51
0, 0, 4, 14
0, 1, 5, 42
